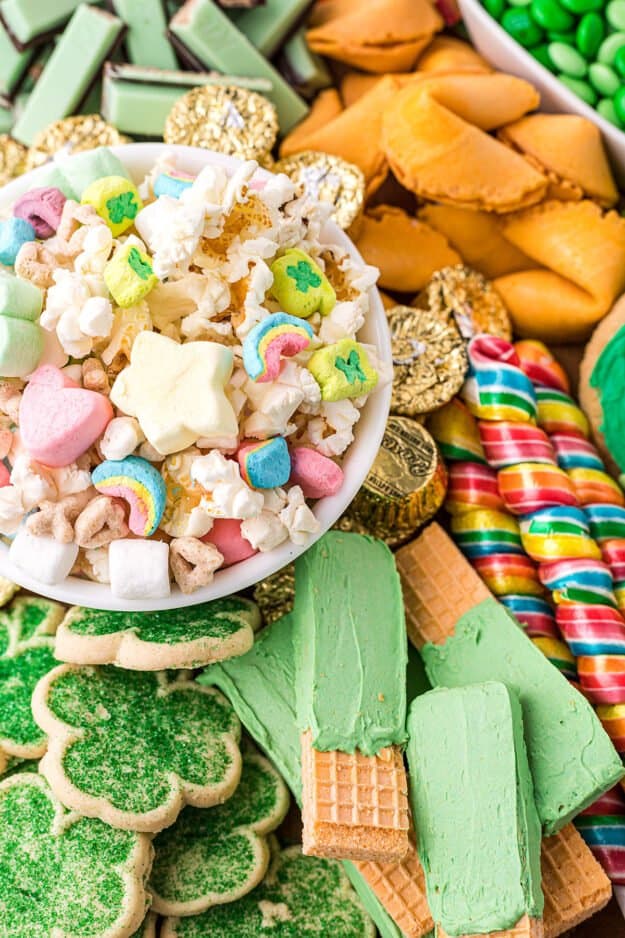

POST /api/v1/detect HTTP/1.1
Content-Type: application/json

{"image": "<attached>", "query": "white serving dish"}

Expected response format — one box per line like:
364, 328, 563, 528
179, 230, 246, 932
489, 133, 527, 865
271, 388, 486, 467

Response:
459, 0, 625, 182
0, 143, 391, 611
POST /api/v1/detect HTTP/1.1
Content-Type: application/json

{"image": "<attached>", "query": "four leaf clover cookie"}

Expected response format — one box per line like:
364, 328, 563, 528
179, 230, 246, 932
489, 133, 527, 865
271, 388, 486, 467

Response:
161, 846, 376, 938
0, 772, 152, 938
55, 597, 261, 670
33, 666, 242, 832
150, 748, 290, 915
0, 596, 65, 770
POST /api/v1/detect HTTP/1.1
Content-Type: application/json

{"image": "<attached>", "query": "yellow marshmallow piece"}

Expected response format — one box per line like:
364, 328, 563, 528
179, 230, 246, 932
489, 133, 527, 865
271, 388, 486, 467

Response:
104, 242, 158, 308
81, 175, 144, 236
110, 331, 239, 456
308, 338, 378, 401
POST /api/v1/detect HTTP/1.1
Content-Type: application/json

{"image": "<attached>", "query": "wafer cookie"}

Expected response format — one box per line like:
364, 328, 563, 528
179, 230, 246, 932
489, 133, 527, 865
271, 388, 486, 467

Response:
301, 731, 410, 863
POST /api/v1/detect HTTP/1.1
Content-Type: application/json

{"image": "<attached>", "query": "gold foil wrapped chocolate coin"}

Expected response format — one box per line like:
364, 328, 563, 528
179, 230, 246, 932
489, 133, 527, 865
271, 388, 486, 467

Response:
164, 85, 278, 161
253, 563, 295, 625
25, 115, 130, 172
351, 416, 447, 547
388, 306, 467, 417
0, 136, 27, 185
418, 265, 512, 342
274, 151, 365, 230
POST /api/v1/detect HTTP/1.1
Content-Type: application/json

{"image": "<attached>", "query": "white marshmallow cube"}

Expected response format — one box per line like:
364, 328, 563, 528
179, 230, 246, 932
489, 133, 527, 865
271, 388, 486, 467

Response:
109, 539, 171, 600
10, 527, 79, 585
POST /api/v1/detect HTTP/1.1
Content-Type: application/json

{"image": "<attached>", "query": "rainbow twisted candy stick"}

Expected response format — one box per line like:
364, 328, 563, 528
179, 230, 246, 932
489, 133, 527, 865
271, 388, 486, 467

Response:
430, 398, 577, 683
462, 335, 625, 741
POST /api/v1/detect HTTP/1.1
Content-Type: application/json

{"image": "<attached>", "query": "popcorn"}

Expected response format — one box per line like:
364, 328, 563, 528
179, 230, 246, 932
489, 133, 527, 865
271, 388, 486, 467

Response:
10, 453, 56, 511
279, 485, 320, 545
244, 382, 304, 439
305, 399, 361, 457
191, 450, 264, 520
0, 486, 25, 535
41, 270, 113, 358
83, 546, 110, 583
100, 416, 145, 461
240, 511, 289, 552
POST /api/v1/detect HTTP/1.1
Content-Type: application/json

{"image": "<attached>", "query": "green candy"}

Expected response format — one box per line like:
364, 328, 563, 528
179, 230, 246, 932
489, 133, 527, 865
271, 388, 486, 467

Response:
308, 339, 378, 403
269, 248, 336, 319
589, 62, 620, 94
56, 597, 261, 671
576, 12, 605, 58
547, 29, 576, 41
614, 85, 625, 123
509, 0, 533, 5
549, 41, 588, 75
614, 43, 625, 74
35, 666, 242, 832
150, 749, 290, 916
162, 846, 376, 938
530, 0, 574, 32
559, 74, 598, 102
484, 0, 506, 16
598, 96, 623, 125
608, 0, 625, 30
560, 0, 602, 11
0, 773, 152, 938
598, 31, 625, 64
0, 597, 64, 764
502, 7, 544, 45
531, 42, 557, 68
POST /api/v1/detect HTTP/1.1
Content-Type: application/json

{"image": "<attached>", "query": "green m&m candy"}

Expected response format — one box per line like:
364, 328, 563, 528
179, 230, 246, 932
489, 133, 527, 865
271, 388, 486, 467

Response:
607, 0, 625, 30
559, 74, 598, 103
560, 0, 602, 12
531, 0, 574, 31
531, 42, 557, 68
614, 85, 625, 122
502, 7, 545, 45
598, 96, 623, 125
576, 12, 605, 57
588, 62, 620, 94
598, 31, 625, 64
549, 41, 588, 74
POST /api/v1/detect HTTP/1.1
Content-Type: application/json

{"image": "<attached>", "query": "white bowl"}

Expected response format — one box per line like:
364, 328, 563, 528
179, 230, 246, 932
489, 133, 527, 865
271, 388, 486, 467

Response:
0, 143, 391, 611
459, 0, 625, 183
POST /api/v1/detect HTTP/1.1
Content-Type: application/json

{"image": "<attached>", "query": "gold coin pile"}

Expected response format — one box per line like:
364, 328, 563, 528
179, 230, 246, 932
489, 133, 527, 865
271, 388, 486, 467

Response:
274, 151, 365, 230
25, 115, 130, 172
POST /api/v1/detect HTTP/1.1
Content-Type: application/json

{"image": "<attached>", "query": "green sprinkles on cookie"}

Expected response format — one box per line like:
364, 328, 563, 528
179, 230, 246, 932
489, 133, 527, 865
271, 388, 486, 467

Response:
0, 596, 65, 761
161, 846, 376, 938
0, 772, 152, 938
151, 749, 290, 916
55, 597, 261, 671
33, 666, 242, 833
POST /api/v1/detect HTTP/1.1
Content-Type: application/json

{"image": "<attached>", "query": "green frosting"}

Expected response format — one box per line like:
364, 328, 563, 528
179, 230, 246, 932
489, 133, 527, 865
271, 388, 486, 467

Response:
407, 684, 543, 936
58, 597, 260, 669
203, 616, 405, 938
0, 597, 64, 757
150, 749, 289, 915
293, 532, 407, 755
163, 846, 376, 938
203, 613, 301, 800
589, 323, 625, 472
0, 773, 149, 938
422, 598, 624, 834
39, 668, 241, 828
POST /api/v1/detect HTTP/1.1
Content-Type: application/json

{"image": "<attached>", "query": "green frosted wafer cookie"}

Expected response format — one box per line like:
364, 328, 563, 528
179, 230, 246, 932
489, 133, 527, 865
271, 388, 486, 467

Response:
0, 596, 65, 762
55, 596, 261, 670
33, 667, 242, 833
0, 772, 152, 938
151, 748, 290, 915
161, 846, 376, 938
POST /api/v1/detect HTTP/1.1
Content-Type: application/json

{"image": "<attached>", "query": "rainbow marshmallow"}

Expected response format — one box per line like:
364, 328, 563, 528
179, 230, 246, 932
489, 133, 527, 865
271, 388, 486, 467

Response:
153, 170, 195, 200
238, 437, 291, 489
92, 455, 166, 537
243, 312, 314, 383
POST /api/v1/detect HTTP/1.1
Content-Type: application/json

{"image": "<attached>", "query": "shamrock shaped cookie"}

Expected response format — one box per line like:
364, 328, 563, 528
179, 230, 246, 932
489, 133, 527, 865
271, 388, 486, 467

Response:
0, 596, 65, 768
150, 748, 290, 915
33, 667, 241, 832
161, 846, 376, 937
55, 597, 261, 670
0, 772, 152, 938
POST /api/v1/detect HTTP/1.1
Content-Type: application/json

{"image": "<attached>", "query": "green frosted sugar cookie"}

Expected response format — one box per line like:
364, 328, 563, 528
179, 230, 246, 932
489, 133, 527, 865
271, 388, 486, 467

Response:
33, 666, 242, 833
55, 596, 261, 670
0, 596, 65, 762
161, 846, 376, 938
151, 749, 290, 915
0, 772, 152, 938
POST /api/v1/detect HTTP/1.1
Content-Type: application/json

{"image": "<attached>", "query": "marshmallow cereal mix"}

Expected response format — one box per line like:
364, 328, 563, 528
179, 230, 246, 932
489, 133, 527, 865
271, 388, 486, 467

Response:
0, 152, 384, 598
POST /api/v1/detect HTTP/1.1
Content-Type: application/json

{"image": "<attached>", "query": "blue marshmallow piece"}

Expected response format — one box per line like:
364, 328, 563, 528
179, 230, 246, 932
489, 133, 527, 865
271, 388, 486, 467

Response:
240, 436, 291, 489
153, 172, 194, 200
0, 217, 35, 267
